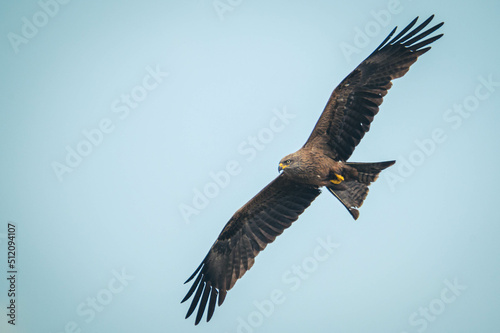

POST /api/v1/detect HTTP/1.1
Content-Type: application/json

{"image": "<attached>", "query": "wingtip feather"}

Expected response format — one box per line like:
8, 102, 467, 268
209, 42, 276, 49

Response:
195, 282, 211, 325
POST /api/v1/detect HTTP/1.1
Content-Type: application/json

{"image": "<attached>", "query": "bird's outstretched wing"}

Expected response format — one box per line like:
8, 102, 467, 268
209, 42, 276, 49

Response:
181, 174, 321, 324
304, 15, 444, 161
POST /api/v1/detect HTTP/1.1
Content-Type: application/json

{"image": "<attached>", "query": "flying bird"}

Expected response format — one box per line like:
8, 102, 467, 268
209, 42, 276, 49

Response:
182, 15, 443, 324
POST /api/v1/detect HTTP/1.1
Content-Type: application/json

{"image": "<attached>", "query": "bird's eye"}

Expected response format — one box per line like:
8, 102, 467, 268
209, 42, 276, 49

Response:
285, 159, 291, 164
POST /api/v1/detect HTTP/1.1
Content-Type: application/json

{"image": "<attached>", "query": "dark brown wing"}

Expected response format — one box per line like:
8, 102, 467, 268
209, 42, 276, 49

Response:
181, 174, 320, 325
304, 15, 444, 161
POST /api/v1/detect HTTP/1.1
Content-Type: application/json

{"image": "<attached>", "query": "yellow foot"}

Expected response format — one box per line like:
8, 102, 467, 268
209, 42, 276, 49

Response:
330, 174, 344, 184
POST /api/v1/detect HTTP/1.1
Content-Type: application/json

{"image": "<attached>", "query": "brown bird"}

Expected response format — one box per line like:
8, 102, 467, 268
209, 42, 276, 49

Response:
182, 15, 443, 325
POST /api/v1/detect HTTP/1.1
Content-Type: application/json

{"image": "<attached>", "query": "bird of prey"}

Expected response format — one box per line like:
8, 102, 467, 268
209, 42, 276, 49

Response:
182, 15, 443, 325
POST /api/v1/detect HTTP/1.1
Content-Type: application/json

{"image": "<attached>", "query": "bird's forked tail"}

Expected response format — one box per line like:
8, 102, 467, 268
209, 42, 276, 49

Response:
327, 161, 395, 220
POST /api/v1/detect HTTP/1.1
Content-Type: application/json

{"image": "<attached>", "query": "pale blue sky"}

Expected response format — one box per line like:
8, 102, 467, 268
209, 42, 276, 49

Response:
1, 1, 499, 332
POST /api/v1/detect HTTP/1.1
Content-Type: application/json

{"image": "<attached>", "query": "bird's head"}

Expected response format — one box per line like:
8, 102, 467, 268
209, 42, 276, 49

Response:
278, 153, 301, 173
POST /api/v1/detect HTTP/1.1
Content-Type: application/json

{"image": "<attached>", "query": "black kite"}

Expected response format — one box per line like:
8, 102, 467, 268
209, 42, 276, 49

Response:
182, 16, 443, 324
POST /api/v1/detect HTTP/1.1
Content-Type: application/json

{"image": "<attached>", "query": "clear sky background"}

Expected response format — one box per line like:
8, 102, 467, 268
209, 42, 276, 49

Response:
1, 1, 499, 332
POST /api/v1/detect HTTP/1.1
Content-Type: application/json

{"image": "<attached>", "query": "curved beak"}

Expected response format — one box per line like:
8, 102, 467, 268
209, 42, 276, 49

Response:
278, 163, 284, 173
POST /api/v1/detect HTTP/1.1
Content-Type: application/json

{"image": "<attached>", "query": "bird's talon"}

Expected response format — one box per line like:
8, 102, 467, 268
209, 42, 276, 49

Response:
330, 174, 344, 184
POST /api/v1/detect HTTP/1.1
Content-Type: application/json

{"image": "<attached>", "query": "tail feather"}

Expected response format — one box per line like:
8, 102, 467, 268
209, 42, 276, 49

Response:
328, 160, 395, 220
346, 161, 396, 183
